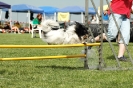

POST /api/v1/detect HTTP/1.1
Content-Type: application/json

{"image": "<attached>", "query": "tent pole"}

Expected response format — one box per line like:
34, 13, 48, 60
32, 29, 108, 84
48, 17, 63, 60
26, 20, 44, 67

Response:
69, 12, 71, 22
81, 12, 83, 23
54, 12, 56, 21
28, 10, 30, 34
9, 9, 12, 33
84, 0, 89, 69
43, 13, 45, 20
0, 10, 2, 20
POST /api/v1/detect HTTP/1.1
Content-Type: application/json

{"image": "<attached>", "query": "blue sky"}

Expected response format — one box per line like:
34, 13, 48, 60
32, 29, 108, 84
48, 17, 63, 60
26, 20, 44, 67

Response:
0, 0, 107, 22
1, 0, 104, 8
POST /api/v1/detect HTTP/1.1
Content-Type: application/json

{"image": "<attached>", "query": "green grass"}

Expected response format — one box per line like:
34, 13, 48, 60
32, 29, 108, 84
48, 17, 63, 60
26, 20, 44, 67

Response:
0, 33, 133, 88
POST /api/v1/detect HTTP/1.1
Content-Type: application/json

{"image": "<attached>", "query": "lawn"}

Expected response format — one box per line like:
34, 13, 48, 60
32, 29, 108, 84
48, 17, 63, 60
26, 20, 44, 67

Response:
0, 33, 133, 88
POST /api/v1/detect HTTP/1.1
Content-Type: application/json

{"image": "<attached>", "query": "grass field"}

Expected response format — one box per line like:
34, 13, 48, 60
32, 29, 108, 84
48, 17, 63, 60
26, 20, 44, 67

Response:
0, 33, 133, 88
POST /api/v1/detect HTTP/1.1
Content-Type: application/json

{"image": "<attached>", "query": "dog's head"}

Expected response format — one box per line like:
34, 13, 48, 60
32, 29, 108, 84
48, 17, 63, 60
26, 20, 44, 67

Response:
41, 20, 60, 33
74, 22, 88, 41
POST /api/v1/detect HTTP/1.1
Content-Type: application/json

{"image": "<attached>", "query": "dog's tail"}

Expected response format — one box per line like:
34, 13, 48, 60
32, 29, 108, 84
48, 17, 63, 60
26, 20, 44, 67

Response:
41, 20, 60, 32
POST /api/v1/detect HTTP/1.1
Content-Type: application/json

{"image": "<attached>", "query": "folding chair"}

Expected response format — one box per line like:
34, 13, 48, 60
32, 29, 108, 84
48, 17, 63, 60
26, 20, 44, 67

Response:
31, 22, 42, 38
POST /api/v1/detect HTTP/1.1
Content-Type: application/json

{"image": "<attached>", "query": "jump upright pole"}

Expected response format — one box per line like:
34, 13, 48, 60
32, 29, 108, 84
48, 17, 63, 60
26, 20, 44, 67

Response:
97, 0, 104, 70
84, 0, 89, 69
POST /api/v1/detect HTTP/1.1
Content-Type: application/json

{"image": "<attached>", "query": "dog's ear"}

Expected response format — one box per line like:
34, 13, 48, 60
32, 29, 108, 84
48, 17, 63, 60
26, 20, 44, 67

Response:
75, 21, 81, 28
75, 21, 80, 25
75, 21, 89, 35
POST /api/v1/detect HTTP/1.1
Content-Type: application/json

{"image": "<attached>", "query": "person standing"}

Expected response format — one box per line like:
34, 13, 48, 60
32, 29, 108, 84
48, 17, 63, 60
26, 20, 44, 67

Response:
90, 0, 133, 61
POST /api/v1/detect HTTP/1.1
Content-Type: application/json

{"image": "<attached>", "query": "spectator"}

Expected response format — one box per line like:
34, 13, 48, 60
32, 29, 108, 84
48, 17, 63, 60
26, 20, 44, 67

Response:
102, 10, 109, 23
12, 21, 21, 34
32, 13, 42, 29
3, 21, 11, 33
91, 15, 97, 24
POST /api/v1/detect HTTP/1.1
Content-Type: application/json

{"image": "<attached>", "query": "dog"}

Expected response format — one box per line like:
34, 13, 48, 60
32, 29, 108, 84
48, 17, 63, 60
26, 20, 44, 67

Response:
41, 20, 89, 45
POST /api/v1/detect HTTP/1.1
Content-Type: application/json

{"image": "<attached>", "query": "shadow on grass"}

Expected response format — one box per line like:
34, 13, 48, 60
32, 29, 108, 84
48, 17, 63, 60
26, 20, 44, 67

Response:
106, 55, 116, 60
32, 36, 40, 38
36, 65, 86, 70
0, 69, 6, 74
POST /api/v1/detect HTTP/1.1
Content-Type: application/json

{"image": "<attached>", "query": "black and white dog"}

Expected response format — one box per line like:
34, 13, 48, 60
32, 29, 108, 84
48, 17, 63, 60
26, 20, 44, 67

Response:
41, 20, 89, 44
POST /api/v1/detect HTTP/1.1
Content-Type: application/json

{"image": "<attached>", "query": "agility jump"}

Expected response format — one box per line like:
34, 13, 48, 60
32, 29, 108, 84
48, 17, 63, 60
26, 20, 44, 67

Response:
0, 43, 100, 69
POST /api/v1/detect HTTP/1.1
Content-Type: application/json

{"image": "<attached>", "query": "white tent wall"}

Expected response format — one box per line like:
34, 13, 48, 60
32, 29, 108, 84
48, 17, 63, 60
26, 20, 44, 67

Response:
1, 12, 85, 25
43, 13, 56, 21
0, 9, 12, 32
69, 14, 82, 23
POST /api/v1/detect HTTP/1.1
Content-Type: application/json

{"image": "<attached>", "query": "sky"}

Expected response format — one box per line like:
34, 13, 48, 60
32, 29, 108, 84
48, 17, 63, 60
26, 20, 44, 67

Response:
0, 0, 107, 22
